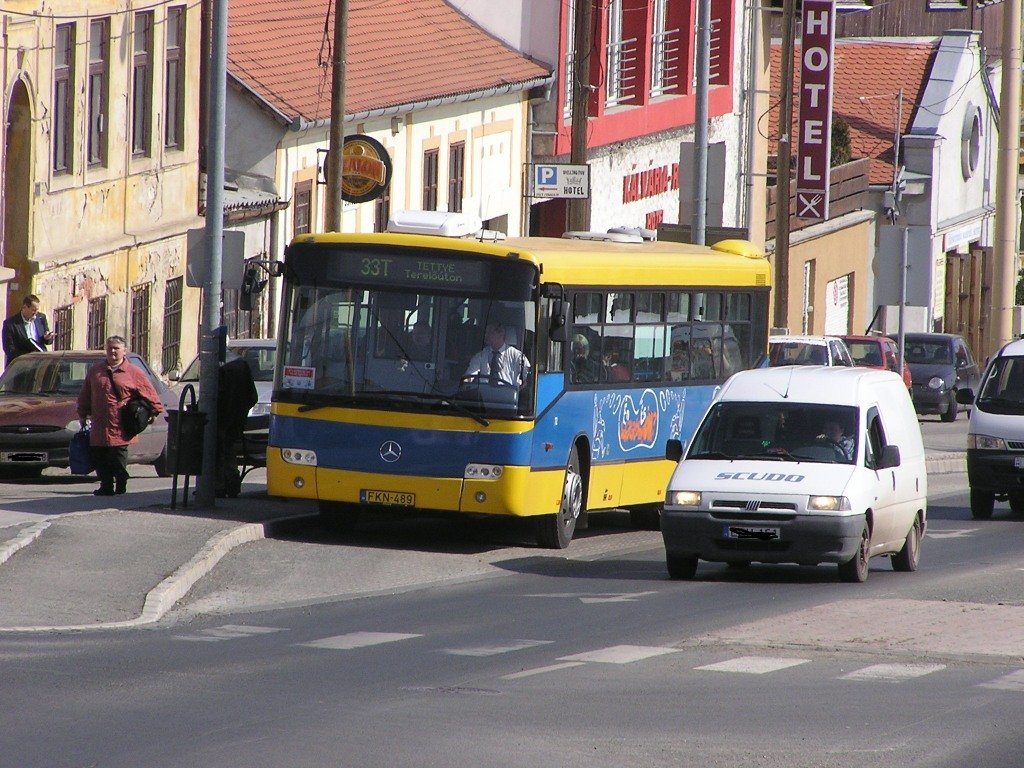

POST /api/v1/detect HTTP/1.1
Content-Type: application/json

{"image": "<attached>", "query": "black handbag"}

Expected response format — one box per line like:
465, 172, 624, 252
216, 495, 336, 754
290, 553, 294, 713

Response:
108, 370, 156, 440
69, 428, 95, 475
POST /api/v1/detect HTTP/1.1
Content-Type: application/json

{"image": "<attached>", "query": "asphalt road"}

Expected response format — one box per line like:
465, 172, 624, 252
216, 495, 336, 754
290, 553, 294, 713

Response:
2, 474, 1023, 768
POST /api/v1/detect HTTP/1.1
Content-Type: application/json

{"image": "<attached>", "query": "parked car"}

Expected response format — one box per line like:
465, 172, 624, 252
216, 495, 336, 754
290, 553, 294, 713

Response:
841, 334, 912, 389
767, 334, 854, 367
891, 332, 980, 422
170, 338, 275, 464
0, 350, 176, 477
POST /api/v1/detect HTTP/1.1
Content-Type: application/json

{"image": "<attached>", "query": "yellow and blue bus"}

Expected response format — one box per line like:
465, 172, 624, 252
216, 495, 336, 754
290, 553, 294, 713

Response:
265, 228, 771, 547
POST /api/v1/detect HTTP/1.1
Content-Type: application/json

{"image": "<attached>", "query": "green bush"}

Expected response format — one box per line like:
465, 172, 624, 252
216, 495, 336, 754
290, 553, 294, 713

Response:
831, 118, 852, 167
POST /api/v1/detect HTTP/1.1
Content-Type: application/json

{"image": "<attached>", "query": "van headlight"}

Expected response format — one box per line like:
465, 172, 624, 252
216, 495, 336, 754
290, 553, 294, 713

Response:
927, 376, 945, 390
968, 434, 1007, 450
808, 495, 850, 511
667, 490, 701, 507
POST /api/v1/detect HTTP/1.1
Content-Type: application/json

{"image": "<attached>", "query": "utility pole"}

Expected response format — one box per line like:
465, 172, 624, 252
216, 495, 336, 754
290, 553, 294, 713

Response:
773, 0, 797, 330
195, 0, 227, 507
325, 0, 348, 232
567, 0, 593, 233
990, 0, 1022, 355
691, 0, 711, 245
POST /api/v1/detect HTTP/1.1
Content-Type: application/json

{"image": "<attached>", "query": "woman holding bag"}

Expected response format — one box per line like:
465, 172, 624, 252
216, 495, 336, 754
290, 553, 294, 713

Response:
77, 336, 164, 496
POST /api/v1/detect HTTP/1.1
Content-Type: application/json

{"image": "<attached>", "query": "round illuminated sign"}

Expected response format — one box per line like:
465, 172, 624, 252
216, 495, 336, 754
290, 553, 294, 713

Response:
340, 134, 393, 204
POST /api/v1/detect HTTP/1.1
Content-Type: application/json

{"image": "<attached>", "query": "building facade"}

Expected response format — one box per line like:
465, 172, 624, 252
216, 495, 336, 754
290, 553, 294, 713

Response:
0, 1, 203, 374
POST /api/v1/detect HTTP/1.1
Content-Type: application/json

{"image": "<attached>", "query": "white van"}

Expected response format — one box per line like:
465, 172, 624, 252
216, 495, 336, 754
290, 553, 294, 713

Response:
957, 338, 1024, 519
661, 367, 927, 582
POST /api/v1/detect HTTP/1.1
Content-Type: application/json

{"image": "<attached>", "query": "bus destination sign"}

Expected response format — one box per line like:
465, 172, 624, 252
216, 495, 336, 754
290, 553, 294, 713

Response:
333, 253, 487, 291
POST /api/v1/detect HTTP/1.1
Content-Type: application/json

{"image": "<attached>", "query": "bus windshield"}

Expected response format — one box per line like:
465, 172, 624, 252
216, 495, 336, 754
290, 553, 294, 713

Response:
279, 284, 536, 418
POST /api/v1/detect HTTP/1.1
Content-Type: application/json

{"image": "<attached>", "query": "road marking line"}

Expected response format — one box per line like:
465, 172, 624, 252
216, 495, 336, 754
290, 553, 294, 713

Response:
839, 663, 946, 682
696, 656, 809, 674
174, 624, 285, 642
502, 662, 586, 679
444, 640, 553, 656
979, 670, 1024, 692
926, 529, 977, 539
558, 645, 680, 664
298, 631, 422, 650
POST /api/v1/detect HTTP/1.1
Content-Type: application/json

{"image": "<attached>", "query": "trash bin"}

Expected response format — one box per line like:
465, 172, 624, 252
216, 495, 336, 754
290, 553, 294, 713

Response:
166, 406, 207, 476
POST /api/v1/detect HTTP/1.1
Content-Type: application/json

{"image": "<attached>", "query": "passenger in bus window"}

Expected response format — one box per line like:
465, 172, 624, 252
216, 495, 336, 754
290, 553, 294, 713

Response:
406, 320, 433, 360
463, 322, 531, 388
570, 334, 602, 384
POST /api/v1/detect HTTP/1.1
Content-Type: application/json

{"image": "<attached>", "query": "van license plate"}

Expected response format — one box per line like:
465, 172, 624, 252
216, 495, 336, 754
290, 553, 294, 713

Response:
1015, 456, 1024, 469
724, 525, 780, 541
360, 489, 415, 506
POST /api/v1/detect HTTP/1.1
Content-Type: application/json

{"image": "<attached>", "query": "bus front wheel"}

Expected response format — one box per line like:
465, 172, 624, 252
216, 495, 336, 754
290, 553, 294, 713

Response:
537, 447, 583, 549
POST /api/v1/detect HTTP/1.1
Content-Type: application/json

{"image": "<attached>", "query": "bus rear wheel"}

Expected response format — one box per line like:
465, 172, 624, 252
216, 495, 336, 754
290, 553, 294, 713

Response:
537, 447, 583, 549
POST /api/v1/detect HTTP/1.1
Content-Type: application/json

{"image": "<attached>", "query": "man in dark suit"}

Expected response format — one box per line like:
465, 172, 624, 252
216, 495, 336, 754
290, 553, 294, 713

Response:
2, 294, 53, 367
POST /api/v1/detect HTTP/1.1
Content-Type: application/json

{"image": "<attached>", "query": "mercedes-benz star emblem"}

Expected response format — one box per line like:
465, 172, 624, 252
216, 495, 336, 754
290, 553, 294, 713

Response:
379, 440, 402, 463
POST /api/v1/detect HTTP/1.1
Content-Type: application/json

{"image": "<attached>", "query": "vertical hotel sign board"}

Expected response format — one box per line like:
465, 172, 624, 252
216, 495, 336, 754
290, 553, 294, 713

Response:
795, 0, 835, 221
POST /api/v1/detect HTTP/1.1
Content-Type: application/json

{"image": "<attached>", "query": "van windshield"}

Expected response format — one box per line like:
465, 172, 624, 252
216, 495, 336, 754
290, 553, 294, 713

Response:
688, 402, 859, 464
976, 356, 1024, 414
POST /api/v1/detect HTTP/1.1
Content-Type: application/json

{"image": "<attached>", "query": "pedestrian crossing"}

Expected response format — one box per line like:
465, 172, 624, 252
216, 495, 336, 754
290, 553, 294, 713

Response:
172, 623, 1024, 693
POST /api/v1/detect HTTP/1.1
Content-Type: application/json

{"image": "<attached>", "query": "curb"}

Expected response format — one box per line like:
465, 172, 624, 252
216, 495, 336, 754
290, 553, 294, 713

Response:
0, 515, 296, 634
925, 452, 966, 475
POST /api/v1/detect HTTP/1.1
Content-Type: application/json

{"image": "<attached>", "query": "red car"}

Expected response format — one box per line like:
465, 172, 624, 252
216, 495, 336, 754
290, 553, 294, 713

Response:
840, 334, 912, 389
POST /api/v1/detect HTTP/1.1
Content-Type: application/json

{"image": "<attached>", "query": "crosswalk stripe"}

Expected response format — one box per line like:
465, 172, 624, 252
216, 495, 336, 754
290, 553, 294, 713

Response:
839, 663, 946, 682
443, 640, 553, 656
696, 656, 809, 674
502, 662, 586, 680
174, 625, 285, 642
298, 631, 422, 650
558, 645, 680, 664
979, 670, 1024, 692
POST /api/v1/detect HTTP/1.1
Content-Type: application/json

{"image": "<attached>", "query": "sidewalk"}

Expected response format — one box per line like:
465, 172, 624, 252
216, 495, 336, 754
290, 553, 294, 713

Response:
0, 451, 967, 633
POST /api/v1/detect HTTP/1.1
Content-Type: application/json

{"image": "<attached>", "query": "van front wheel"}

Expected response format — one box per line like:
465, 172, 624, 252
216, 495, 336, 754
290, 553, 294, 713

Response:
838, 520, 870, 583
891, 516, 921, 572
666, 553, 698, 580
970, 489, 994, 520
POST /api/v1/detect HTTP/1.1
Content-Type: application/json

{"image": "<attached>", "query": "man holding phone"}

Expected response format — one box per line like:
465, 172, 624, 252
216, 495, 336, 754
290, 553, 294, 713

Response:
2, 294, 54, 367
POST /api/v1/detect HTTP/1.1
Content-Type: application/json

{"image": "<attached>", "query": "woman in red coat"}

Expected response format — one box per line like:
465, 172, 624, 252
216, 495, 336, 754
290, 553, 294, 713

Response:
77, 336, 164, 496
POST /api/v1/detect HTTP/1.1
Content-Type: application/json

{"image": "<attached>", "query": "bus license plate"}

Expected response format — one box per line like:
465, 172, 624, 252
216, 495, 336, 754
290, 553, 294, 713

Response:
724, 525, 780, 541
361, 489, 415, 506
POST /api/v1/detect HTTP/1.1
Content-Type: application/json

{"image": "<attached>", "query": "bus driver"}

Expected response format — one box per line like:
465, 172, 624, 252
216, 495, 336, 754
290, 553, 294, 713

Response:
463, 322, 531, 389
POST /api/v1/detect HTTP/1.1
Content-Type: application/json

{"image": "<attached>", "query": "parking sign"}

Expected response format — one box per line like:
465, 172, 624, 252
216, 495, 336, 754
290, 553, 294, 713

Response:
530, 164, 589, 199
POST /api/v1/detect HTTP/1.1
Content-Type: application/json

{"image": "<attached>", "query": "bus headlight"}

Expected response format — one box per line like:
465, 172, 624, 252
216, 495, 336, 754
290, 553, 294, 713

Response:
465, 464, 503, 479
968, 434, 1007, 450
808, 495, 850, 511
667, 490, 701, 507
281, 448, 317, 466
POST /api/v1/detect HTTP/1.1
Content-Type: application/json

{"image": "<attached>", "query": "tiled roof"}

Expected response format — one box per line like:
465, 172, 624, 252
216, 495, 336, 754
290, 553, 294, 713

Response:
770, 39, 937, 185
227, 0, 552, 125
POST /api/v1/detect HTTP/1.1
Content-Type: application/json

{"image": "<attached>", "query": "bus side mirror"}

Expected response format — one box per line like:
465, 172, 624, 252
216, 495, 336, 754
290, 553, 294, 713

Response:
549, 299, 569, 343
665, 439, 684, 462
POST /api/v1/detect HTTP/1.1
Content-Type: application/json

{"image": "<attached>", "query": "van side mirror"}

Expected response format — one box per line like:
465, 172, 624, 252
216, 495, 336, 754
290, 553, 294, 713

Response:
877, 444, 901, 469
956, 388, 975, 405
549, 299, 569, 343
665, 439, 684, 462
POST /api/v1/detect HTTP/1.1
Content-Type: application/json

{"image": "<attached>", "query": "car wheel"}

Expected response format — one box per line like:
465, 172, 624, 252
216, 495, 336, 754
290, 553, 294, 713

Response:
940, 391, 957, 422
891, 516, 921, 572
970, 489, 994, 520
666, 553, 698, 580
536, 446, 582, 549
838, 519, 870, 583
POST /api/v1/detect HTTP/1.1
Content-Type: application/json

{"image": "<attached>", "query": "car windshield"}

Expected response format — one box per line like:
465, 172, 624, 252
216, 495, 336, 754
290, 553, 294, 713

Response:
688, 401, 859, 465
905, 341, 950, 365
845, 341, 884, 367
0, 356, 94, 396
179, 345, 276, 384
976, 355, 1024, 412
768, 341, 828, 366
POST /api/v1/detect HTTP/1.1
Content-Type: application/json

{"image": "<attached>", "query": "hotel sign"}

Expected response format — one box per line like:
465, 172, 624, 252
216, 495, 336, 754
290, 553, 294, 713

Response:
795, 0, 836, 221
